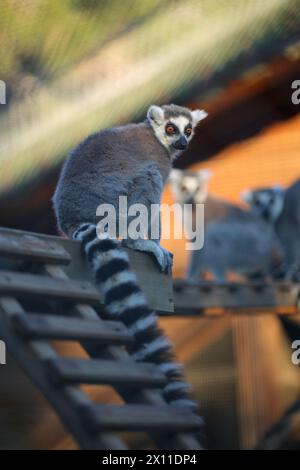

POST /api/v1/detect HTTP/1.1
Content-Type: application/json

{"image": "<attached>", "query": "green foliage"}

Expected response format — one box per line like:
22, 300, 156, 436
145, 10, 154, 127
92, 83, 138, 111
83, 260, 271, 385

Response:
1, 0, 300, 196
0, 0, 165, 82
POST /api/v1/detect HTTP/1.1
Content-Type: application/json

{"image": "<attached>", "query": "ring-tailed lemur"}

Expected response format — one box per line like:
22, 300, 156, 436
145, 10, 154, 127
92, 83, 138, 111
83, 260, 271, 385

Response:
53, 104, 207, 423
242, 179, 300, 280
169, 169, 283, 281
53, 104, 207, 274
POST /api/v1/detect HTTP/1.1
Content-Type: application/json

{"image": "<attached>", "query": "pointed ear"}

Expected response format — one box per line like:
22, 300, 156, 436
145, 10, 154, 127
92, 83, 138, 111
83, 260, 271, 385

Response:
191, 109, 208, 126
197, 168, 212, 181
168, 168, 182, 183
272, 184, 284, 193
240, 189, 252, 203
196, 169, 211, 201
147, 105, 164, 124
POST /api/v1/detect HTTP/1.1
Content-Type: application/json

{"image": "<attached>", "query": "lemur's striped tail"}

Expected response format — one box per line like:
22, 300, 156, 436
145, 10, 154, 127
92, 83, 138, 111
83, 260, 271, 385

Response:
73, 223, 199, 412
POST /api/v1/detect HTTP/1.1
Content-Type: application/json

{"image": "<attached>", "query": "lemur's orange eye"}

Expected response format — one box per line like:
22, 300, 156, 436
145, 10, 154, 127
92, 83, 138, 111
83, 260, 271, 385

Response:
166, 125, 175, 135
185, 127, 192, 136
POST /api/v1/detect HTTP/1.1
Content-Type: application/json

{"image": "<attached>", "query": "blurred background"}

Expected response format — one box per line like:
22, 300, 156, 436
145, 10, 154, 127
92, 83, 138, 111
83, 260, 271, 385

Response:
1, 0, 300, 450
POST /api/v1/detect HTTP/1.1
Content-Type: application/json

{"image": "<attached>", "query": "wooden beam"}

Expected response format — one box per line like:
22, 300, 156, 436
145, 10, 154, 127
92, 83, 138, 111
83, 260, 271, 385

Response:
233, 316, 282, 448
173, 280, 300, 315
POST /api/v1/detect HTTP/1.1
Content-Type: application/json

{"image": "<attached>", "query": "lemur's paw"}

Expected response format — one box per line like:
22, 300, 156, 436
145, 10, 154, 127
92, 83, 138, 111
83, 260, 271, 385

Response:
159, 246, 173, 274
121, 239, 173, 274
144, 242, 173, 274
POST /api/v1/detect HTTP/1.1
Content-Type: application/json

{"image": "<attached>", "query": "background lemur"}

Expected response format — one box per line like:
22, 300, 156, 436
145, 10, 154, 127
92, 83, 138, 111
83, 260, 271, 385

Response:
242, 179, 300, 280
169, 169, 283, 281
53, 104, 207, 429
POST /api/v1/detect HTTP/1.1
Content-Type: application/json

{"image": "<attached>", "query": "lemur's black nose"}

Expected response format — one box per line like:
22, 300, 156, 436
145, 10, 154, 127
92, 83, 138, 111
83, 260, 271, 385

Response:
173, 136, 188, 150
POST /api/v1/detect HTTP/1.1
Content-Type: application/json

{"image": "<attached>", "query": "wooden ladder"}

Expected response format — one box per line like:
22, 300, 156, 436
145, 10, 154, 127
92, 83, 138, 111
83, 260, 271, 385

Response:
0, 227, 202, 450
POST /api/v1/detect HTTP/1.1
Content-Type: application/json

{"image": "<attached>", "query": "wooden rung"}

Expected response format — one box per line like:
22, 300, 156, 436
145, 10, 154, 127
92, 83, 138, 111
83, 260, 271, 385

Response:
13, 313, 133, 345
46, 357, 167, 387
0, 228, 71, 265
0, 270, 100, 304
80, 403, 203, 432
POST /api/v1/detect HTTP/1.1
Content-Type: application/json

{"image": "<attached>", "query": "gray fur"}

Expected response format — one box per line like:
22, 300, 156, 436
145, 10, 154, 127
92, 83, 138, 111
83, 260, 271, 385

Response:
244, 180, 300, 279
169, 170, 284, 281
53, 104, 206, 272
162, 104, 192, 120
188, 218, 283, 281
53, 123, 169, 236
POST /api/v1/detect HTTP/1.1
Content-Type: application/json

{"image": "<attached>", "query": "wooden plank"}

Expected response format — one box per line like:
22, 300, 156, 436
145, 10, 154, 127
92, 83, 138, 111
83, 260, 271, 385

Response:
13, 313, 132, 345
233, 315, 283, 449
122, 247, 174, 314
46, 357, 167, 388
0, 227, 174, 314
80, 404, 204, 432
173, 280, 300, 314
0, 270, 101, 304
0, 227, 71, 265
61, 240, 174, 314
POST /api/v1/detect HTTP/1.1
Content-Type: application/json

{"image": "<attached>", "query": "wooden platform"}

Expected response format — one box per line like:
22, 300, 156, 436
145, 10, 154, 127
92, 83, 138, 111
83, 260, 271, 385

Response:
1, 227, 299, 317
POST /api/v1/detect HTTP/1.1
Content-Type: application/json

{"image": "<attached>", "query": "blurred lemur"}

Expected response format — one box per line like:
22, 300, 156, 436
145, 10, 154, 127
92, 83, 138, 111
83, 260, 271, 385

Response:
169, 169, 283, 281
242, 179, 300, 280
53, 105, 207, 434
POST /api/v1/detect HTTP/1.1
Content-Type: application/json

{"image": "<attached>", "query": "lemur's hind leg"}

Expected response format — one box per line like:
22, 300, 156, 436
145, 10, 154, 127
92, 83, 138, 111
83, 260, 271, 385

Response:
122, 199, 173, 274
285, 262, 300, 282
122, 162, 173, 274
211, 266, 226, 282
187, 249, 205, 280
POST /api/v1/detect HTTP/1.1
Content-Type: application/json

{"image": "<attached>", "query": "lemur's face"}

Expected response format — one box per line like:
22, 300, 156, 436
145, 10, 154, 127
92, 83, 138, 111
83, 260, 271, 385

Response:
169, 169, 212, 204
242, 187, 285, 222
147, 104, 207, 160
